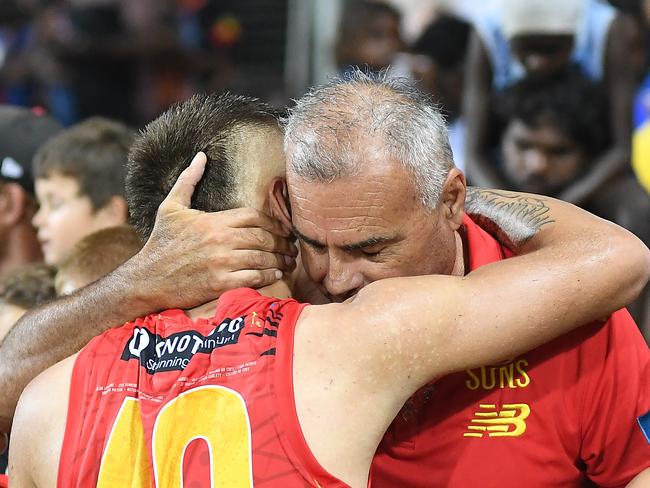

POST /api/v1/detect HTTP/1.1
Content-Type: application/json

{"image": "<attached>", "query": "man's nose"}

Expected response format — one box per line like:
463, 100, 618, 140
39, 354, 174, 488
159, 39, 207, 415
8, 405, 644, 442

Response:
324, 255, 364, 302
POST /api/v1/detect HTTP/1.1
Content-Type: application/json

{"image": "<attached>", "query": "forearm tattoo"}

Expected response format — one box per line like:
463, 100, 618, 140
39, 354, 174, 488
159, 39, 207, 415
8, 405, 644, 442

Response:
465, 188, 555, 250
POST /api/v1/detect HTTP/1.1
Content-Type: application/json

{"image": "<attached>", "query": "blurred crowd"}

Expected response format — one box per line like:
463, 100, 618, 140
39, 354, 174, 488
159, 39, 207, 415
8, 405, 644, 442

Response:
0, 0, 288, 126
1, 0, 650, 475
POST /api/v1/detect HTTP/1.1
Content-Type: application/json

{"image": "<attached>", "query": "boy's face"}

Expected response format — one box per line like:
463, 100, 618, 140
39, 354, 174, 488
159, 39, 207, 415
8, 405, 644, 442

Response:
32, 173, 109, 264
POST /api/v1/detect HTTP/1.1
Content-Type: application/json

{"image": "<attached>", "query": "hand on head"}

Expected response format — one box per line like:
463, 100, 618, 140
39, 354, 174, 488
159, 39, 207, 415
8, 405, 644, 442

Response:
131, 152, 297, 310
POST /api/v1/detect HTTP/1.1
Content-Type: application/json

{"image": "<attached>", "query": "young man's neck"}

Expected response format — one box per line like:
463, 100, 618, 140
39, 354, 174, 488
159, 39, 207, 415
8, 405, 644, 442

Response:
185, 278, 294, 320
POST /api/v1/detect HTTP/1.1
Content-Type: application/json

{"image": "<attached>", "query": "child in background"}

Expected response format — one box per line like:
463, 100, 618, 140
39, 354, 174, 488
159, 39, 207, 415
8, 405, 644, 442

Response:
31, 117, 132, 265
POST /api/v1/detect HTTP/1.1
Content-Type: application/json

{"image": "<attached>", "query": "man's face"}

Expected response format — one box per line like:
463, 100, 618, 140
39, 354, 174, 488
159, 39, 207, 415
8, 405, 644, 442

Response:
501, 119, 584, 195
33, 173, 106, 264
510, 34, 573, 76
289, 153, 458, 303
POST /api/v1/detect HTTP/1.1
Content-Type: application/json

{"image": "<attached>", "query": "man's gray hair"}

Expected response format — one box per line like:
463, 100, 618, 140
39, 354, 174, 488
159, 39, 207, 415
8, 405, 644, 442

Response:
282, 70, 455, 209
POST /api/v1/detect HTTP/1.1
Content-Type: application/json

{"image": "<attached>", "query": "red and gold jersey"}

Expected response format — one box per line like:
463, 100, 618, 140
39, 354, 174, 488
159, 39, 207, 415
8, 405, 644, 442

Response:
0, 473, 7, 488
58, 288, 348, 487
371, 215, 650, 487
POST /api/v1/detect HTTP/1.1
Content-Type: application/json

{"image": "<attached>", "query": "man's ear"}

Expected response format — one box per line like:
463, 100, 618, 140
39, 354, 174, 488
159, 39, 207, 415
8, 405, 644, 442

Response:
440, 168, 466, 230
96, 196, 129, 225
267, 177, 292, 232
0, 183, 29, 227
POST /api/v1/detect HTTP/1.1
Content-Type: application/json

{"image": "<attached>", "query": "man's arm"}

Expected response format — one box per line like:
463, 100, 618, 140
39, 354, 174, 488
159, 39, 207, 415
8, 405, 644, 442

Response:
0, 153, 297, 435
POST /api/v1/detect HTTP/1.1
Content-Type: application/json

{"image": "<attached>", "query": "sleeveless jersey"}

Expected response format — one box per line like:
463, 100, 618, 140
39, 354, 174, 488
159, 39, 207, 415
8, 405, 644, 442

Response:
58, 288, 349, 487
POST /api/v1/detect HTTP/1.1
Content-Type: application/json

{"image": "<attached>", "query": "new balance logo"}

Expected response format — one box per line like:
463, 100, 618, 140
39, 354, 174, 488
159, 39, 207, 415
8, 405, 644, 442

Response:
464, 403, 530, 438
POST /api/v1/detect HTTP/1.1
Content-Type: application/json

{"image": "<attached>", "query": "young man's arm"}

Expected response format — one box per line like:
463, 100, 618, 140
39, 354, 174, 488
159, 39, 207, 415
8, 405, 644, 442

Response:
356, 193, 648, 388
0, 153, 296, 435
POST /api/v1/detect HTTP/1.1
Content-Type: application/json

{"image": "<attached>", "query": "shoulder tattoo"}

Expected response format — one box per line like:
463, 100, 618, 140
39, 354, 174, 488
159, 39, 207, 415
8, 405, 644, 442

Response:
465, 188, 555, 250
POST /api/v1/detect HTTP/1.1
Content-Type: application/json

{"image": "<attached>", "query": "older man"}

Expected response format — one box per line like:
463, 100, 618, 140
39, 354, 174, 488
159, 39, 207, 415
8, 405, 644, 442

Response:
281, 73, 650, 486
1, 77, 648, 485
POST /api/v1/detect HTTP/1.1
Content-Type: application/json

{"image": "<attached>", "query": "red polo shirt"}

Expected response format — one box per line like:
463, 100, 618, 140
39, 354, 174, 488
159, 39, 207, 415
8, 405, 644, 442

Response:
371, 215, 650, 487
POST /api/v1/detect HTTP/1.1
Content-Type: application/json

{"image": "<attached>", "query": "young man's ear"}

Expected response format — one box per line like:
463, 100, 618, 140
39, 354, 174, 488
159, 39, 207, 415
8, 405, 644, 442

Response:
0, 183, 29, 227
267, 177, 292, 232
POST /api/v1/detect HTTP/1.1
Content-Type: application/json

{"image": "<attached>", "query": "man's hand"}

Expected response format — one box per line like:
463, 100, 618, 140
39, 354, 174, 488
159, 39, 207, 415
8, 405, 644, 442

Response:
130, 152, 297, 311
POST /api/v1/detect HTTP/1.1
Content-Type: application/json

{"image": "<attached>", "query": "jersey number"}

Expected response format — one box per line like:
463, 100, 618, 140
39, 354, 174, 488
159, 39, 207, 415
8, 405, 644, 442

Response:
96, 385, 253, 487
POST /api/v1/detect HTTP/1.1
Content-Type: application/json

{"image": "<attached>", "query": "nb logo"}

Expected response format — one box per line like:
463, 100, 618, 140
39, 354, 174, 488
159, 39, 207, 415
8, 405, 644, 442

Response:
463, 403, 530, 438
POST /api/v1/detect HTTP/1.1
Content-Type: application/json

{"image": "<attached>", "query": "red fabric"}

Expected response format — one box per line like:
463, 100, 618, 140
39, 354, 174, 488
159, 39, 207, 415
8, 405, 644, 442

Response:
0, 474, 8, 488
58, 288, 347, 487
371, 214, 650, 487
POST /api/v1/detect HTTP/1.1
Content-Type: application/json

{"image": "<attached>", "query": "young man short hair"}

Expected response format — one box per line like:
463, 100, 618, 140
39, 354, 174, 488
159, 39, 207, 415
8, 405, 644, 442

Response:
31, 117, 132, 265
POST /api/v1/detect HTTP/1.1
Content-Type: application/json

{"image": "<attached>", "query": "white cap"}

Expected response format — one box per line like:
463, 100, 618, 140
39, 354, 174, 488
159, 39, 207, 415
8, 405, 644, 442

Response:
502, 0, 583, 39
